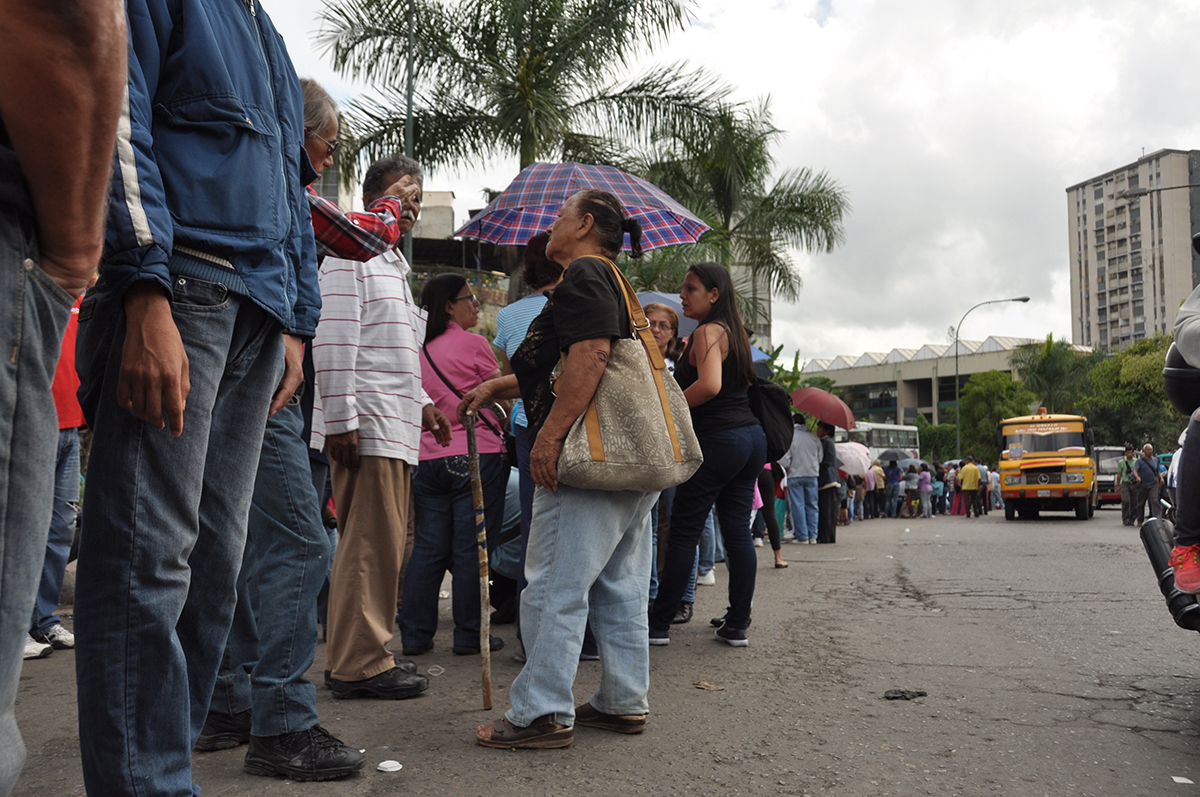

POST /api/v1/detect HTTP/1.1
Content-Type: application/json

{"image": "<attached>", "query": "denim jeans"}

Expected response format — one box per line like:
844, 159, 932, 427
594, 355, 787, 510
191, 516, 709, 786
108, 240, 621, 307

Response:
75, 276, 283, 796
1174, 414, 1200, 546
651, 424, 767, 633
698, 510, 718, 573
310, 457, 337, 628
31, 427, 80, 634
786, 477, 818, 541
886, 482, 901, 517
209, 401, 330, 736
507, 484, 657, 727
0, 222, 73, 796
649, 486, 695, 604
401, 452, 506, 649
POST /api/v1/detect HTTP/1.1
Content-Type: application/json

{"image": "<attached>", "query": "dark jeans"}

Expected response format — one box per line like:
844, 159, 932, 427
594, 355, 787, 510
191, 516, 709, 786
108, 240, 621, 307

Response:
75, 278, 283, 795
31, 427, 80, 635
818, 486, 838, 543
755, 468, 782, 550
1174, 415, 1200, 546
401, 453, 507, 649
1136, 482, 1160, 524
0, 219, 72, 795
209, 402, 330, 736
964, 488, 981, 517
650, 424, 766, 632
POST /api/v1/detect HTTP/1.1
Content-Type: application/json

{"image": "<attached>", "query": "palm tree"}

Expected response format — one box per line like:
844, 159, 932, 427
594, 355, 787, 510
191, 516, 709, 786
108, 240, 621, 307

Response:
634, 100, 849, 309
317, 0, 732, 174
1009, 334, 1098, 414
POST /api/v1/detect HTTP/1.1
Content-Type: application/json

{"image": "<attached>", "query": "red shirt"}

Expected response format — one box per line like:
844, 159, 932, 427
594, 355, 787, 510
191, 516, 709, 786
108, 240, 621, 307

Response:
52, 297, 84, 430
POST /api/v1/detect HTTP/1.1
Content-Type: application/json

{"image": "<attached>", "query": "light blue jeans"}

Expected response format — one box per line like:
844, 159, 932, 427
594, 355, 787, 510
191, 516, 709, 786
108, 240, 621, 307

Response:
209, 401, 330, 736
507, 484, 658, 727
786, 477, 819, 541
886, 482, 901, 517
75, 276, 283, 796
31, 427, 80, 635
0, 227, 73, 796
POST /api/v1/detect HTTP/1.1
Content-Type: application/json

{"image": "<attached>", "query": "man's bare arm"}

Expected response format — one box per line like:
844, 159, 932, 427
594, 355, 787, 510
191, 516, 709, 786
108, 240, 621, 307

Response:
0, 0, 126, 296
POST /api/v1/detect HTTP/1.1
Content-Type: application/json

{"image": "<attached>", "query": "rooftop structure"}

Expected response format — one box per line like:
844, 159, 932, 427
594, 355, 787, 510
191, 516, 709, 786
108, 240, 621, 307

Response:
803, 337, 1090, 425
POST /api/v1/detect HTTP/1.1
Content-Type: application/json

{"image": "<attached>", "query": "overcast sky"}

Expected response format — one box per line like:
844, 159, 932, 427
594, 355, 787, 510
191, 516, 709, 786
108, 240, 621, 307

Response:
261, 0, 1200, 362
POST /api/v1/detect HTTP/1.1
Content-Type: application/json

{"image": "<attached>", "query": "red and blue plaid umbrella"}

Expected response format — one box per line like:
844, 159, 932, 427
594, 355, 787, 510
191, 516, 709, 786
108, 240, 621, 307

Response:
454, 161, 710, 251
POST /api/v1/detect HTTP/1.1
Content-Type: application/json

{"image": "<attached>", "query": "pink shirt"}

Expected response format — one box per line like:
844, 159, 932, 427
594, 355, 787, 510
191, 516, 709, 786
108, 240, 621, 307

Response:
419, 322, 504, 460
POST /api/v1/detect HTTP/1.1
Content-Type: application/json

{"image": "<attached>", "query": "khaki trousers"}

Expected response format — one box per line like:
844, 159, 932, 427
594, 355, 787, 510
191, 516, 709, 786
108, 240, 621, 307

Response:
326, 456, 414, 682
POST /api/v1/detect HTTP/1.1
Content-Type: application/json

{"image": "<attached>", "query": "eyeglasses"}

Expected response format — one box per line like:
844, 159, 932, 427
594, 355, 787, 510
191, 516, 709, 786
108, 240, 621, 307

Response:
451, 293, 479, 304
648, 321, 675, 332
305, 128, 339, 156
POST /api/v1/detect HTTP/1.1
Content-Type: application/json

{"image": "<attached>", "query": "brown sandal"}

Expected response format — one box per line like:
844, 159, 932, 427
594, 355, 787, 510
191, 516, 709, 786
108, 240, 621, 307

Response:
574, 702, 646, 734
477, 714, 574, 749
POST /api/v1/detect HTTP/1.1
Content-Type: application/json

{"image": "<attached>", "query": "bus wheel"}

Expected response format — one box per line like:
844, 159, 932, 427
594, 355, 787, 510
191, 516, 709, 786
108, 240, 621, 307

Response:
1075, 497, 1089, 520
1004, 503, 1015, 521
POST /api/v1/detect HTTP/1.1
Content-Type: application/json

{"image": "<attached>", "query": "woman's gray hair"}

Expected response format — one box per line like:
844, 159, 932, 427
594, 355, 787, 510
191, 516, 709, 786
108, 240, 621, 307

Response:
300, 77, 337, 135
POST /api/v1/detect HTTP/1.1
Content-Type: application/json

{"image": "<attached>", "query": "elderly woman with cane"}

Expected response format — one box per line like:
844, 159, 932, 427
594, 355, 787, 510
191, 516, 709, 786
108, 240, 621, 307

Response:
460, 189, 660, 749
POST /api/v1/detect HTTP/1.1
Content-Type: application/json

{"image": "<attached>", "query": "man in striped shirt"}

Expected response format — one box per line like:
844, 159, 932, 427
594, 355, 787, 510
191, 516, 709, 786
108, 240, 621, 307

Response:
312, 154, 452, 699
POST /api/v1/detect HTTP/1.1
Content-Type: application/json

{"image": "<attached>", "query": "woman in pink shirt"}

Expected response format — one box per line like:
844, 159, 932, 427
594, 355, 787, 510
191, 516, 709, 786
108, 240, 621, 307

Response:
398, 273, 508, 656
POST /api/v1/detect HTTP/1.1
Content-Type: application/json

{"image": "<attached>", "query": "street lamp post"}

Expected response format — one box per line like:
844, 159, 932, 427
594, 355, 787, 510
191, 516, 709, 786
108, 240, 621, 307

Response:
954, 296, 1031, 460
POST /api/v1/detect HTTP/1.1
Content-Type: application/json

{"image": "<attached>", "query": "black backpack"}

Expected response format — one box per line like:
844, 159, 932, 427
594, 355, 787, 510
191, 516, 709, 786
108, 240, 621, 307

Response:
747, 377, 794, 463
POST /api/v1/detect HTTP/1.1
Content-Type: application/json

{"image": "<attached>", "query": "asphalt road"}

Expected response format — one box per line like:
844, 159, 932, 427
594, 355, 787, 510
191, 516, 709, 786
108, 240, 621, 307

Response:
13, 505, 1200, 796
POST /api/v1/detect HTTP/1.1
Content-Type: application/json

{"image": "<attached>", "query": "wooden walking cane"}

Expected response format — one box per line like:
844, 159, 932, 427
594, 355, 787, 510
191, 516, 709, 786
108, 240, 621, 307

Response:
465, 409, 494, 710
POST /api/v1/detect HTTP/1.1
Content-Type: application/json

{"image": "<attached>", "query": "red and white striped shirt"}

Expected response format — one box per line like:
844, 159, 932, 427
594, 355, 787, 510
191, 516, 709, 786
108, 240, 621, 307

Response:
311, 248, 432, 464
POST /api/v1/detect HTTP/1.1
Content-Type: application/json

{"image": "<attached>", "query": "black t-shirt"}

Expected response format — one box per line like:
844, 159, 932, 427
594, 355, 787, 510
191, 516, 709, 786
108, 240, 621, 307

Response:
511, 256, 630, 438
673, 327, 758, 437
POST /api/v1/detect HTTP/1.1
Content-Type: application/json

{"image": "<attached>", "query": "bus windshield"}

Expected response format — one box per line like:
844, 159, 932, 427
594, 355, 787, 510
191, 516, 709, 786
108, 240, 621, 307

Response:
1003, 429, 1085, 454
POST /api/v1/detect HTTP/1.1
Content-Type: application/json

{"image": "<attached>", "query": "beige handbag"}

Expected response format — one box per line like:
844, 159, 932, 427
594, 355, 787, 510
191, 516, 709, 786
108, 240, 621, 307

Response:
552, 257, 703, 492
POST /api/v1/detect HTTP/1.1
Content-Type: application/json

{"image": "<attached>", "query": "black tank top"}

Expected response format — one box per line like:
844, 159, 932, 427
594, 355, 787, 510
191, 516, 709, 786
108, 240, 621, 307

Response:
674, 329, 758, 437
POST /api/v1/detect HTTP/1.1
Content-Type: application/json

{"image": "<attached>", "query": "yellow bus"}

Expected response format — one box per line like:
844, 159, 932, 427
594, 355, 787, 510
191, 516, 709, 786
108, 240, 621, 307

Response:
995, 409, 1097, 521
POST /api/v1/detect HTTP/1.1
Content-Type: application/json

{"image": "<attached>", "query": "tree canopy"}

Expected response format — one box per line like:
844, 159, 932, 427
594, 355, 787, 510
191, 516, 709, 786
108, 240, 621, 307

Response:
1009, 334, 1097, 414
632, 100, 848, 308
318, 0, 731, 174
959, 370, 1036, 463
1077, 334, 1184, 452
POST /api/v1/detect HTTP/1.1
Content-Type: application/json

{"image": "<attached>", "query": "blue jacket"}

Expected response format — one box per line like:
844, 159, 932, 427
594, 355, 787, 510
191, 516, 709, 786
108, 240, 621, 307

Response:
104, 0, 319, 336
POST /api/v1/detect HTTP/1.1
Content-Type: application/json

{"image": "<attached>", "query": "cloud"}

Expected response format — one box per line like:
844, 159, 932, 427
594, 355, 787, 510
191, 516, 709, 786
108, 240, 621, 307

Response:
263, 0, 1200, 362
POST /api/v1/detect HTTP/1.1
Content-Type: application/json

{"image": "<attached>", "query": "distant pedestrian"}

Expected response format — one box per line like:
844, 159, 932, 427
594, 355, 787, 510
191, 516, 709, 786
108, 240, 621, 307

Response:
779, 415, 821, 543
958, 458, 983, 518
1134, 444, 1161, 526
1116, 446, 1138, 526
816, 422, 839, 543
918, 464, 933, 518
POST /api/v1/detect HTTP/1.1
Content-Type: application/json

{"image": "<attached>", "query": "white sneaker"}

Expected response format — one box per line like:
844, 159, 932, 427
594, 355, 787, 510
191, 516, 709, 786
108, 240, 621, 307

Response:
39, 623, 74, 650
808, 539, 817, 545
696, 569, 716, 586
24, 633, 52, 660
753, 538, 764, 548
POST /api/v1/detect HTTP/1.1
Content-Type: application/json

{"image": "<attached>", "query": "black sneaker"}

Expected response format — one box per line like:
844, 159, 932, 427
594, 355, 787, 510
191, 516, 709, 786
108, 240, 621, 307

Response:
195, 709, 252, 752
329, 666, 429, 700
452, 636, 505, 655
671, 601, 693, 625
244, 725, 365, 782
401, 640, 433, 656
324, 656, 417, 689
714, 624, 749, 647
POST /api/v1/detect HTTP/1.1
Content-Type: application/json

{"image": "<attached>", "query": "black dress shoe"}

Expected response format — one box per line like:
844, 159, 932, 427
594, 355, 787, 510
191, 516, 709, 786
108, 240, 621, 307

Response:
195, 708, 251, 752
328, 666, 429, 700
324, 656, 416, 688
243, 725, 365, 781
671, 601, 693, 625
453, 636, 504, 655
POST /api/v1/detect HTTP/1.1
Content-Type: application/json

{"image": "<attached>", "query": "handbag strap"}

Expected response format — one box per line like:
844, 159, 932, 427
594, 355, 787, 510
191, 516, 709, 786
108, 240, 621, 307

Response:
421, 343, 506, 441
588, 255, 684, 465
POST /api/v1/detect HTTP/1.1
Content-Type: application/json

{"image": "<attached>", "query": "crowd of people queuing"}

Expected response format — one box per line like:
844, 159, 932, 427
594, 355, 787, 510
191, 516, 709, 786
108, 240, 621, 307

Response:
0, 0, 1032, 793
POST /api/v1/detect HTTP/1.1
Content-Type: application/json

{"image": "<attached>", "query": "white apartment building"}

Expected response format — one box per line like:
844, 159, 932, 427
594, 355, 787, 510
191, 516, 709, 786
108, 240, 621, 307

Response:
1067, 149, 1200, 351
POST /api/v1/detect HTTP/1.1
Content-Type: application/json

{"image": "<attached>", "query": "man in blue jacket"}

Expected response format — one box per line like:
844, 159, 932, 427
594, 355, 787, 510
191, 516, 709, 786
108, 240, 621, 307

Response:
72, 1, 326, 793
